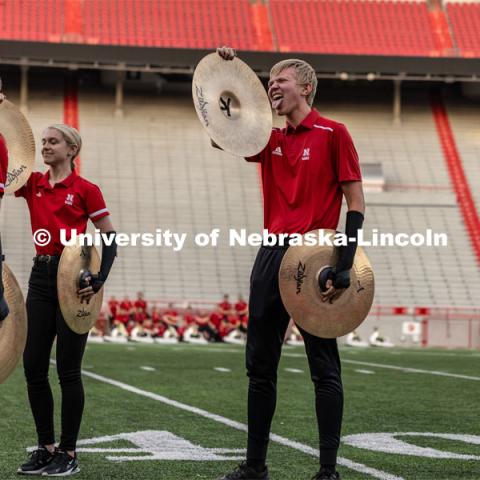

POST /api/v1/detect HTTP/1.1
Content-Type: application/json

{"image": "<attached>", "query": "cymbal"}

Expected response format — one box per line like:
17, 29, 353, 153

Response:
192, 53, 272, 158
0, 263, 28, 384
279, 230, 375, 338
0, 100, 35, 194
57, 244, 104, 335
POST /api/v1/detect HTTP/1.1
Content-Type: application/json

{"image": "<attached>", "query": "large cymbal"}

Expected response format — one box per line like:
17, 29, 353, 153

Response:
57, 244, 104, 335
0, 263, 27, 384
192, 53, 272, 158
0, 100, 35, 194
279, 230, 375, 338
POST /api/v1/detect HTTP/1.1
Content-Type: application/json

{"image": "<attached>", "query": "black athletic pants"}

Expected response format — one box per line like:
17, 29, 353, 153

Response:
246, 246, 343, 466
23, 259, 88, 451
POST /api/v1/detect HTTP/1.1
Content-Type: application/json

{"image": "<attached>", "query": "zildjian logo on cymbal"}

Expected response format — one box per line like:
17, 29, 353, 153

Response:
195, 85, 209, 127
6, 164, 27, 187
294, 261, 306, 295
76, 308, 91, 318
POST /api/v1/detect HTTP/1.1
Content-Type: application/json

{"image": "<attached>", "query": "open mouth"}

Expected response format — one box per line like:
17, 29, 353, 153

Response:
271, 93, 283, 110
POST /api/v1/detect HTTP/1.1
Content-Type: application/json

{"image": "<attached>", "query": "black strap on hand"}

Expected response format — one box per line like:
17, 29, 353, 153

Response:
334, 210, 364, 288
0, 235, 9, 321
79, 232, 117, 293
93, 231, 117, 292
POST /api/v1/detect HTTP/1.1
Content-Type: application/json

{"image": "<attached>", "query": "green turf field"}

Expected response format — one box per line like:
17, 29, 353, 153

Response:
1, 344, 479, 479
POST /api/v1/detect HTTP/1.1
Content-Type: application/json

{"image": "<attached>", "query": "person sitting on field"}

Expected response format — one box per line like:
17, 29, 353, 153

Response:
134, 291, 148, 314
153, 303, 180, 343
223, 313, 247, 345
120, 295, 134, 318
130, 320, 155, 344
195, 310, 218, 342
235, 294, 248, 332
219, 293, 233, 318
183, 323, 209, 344
345, 330, 368, 348
369, 327, 394, 348
209, 308, 225, 341
162, 302, 179, 329
87, 325, 104, 343
104, 319, 129, 343
114, 303, 129, 327
133, 306, 147, 325
107, 295, 119, 329
286, 323, 304, 346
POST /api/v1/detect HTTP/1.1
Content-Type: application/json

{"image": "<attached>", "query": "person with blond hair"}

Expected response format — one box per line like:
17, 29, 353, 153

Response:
216, 48, 365, 480
15, 123, 117, 476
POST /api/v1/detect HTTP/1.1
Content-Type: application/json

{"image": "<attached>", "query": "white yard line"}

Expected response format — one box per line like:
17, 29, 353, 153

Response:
80, 368, 403, 480
343, 360, 480, 381
283, 353, 480, 381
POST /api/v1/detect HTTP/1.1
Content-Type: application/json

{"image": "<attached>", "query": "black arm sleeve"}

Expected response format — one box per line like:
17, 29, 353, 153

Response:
336, 210, 364, 273
98, 231, 117, 281
0, 235, 9, 320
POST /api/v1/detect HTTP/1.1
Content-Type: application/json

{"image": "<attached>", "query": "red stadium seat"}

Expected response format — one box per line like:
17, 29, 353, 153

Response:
0, 0, 474, 58
269, 0, 438, 56
447, 3, 480, 57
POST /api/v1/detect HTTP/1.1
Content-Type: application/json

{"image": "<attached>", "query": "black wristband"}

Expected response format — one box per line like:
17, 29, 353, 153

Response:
0, 235, 9, 320
98, 231, 117, 283
0, 235, 4, 297
336, 210, 364, 273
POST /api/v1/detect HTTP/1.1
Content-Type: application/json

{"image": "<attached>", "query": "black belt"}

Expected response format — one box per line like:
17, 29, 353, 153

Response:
261, 235, 298, 249
33, 255, 60, 265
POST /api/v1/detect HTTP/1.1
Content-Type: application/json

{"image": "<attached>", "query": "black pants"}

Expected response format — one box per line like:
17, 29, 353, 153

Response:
246, 246, 343, 466
23, 260, 88, 451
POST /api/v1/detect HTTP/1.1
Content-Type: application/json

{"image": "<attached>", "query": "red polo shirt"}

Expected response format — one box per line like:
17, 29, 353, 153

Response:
0, 134, 8, 196
247, 109, 361, 234
15, 170, 109, 255
134, 299, 147, 313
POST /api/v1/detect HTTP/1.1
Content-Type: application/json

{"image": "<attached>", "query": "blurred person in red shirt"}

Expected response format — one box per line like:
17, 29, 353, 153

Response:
235, 294, 248, 332
134, 291, 147, 314
218, 294, 232, 317
119, 295, 134, 318
133, 306, 147, 325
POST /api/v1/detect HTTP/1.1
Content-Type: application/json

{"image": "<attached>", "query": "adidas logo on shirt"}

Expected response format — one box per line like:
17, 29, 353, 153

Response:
302, 148, 310, 161
272, 146, 283, 156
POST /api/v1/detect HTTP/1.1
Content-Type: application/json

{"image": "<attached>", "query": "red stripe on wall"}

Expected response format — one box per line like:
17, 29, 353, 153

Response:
431, 94, 480, 266
64, 74, 80, 174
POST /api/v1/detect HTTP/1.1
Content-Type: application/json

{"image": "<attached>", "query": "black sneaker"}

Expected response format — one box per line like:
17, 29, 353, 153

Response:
312, 467, 341, 480
41, 450, 79, 476
17, 446, 55, 475
219, 461, 270, 480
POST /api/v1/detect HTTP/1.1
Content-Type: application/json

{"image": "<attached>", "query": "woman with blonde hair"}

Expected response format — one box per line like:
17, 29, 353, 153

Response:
15, 124, 117, 476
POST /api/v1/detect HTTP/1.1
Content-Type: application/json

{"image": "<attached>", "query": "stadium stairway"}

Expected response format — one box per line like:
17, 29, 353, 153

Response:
444, 95, 480, 257
431, 94, 480, 266
318, 91, 480, 305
